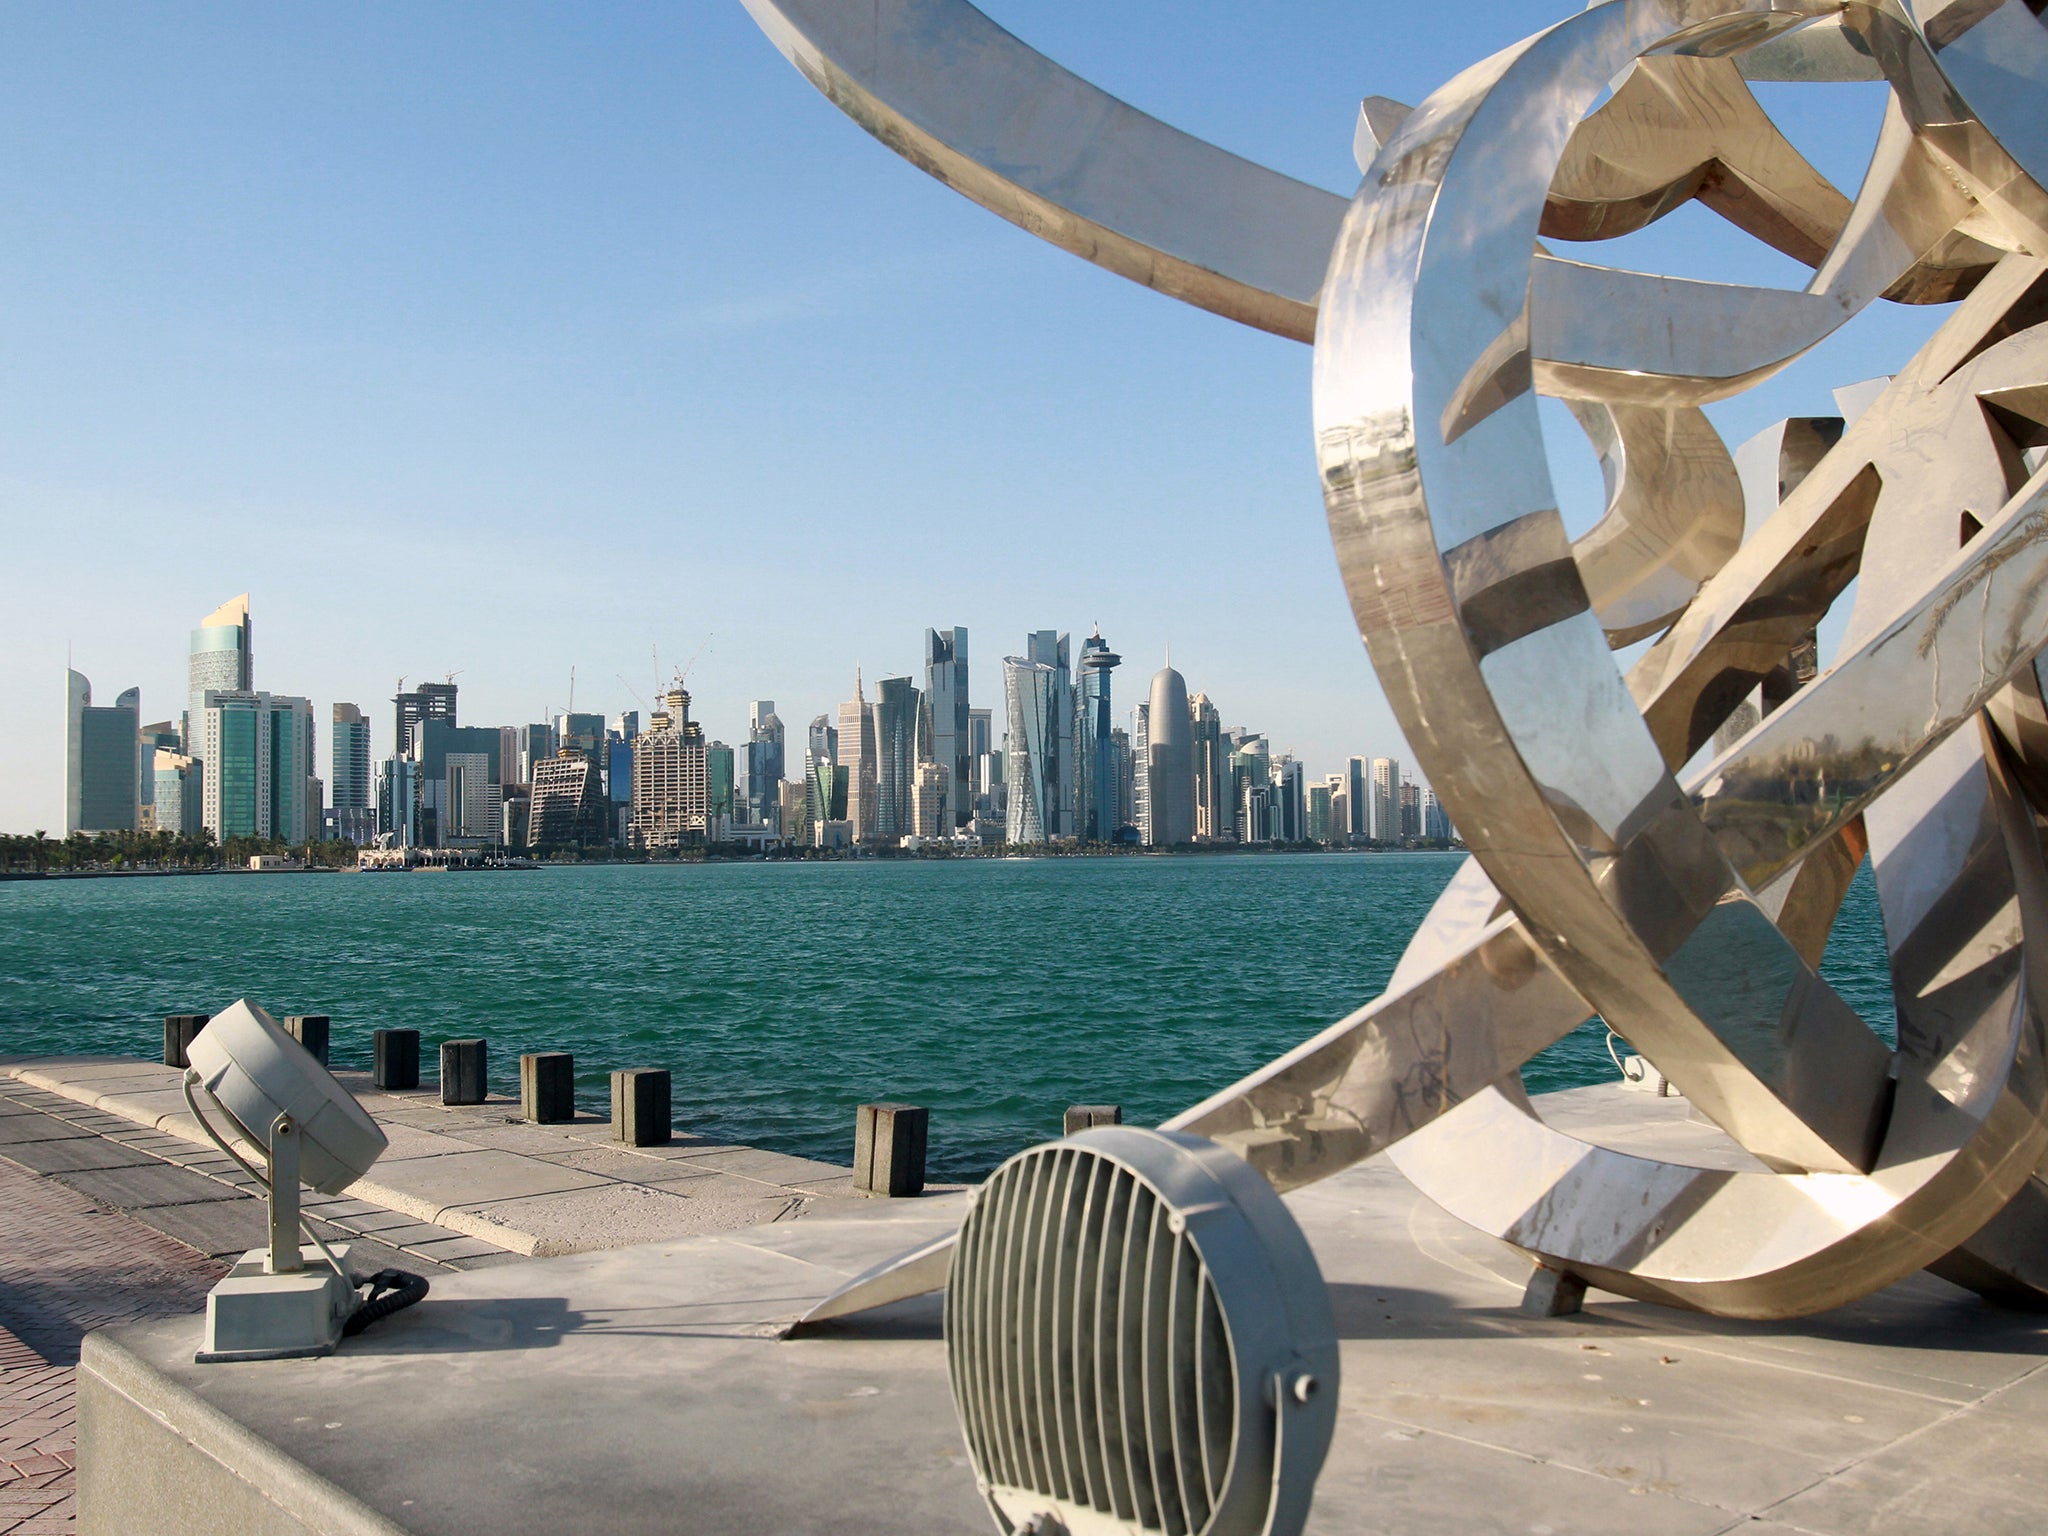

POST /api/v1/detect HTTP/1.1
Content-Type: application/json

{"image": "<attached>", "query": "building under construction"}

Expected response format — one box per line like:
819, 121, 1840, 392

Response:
630, 684, 708, 850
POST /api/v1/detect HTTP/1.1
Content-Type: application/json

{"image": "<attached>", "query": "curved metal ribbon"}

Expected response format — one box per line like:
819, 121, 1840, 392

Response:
742, 0, 2048, 1325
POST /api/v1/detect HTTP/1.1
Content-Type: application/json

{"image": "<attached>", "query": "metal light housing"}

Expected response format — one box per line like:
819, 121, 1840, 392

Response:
183, 998, 389, 1362
185, 998, 386, 1193
946, 1126, 1338, 1536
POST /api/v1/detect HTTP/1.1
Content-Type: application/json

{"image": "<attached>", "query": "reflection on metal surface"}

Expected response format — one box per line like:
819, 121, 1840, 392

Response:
748, 0, 2048, 1323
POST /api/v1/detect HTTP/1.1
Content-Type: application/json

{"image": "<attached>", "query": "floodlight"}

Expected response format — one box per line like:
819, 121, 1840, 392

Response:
946, 1126, 1338, 1536
182, 998, 391, 1362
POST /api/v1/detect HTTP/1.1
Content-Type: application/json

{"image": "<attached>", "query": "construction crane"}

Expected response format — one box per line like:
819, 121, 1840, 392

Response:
444, 669, 464, 686
616, 674, 647, 709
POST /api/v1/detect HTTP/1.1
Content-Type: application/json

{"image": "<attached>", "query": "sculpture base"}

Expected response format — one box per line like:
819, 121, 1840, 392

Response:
75, 1088, 2048, 1536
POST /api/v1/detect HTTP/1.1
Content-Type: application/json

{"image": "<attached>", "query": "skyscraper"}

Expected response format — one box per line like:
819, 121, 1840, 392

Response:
332, 704, 373, 842
187, 595, 251, 748
871, 677, 921, 842
528, 753, 607, 849
198, 691, 268, 842
805, 714, 838, 830
1143, 665, 1195, 847
444, 753, 501, 844
838, 671, 878, 843
66, 672, 141, 834
631, 686, 709, 850
744, 701, 785, 830
268, 694, 317, 846
1190, 692, 1232, 843
1371, 757, 1401, 843
196, 691, 315, 844
1345, 757, 1370, 843
395, 681, 457, 758
1074, 631, 1121, 841
1131, 699, 1149, 842
1003, 654, 1064, 846
925, 627, 970, 829
1273, 756, 1306, 842
153, 750, 202, 836
556, 712, 605, 764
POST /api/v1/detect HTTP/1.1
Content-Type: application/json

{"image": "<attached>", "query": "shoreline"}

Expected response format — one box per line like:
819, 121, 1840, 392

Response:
1, 842, 1465, 881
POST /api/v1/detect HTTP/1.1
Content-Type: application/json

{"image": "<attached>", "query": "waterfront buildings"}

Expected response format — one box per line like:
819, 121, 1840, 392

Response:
529, 751, 607, 848
152, 750, 202, 836
393, 681, 457, 757
330, 704, 374, 843
49, 596, 1460, 857
1371, 757, 1400, 844
631, 686, 708, 850
871, 677, 920, 843
195, 690, 317, 844
925, 627, 970, 830
1002, 631, 1072, 846
1143, 664, 1195, 847
1074, 631, 1121, 842
65, 672, 141, 834
1191, 693, 1231, 843
838, 672, 878, 843
744, 701, 784, 831
186, 596, 252, 746
1131, 700, 1149, 843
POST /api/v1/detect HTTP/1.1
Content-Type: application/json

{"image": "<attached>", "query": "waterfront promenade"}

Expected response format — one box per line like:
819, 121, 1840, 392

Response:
74, 1086, 2048, 1535
0, 1052, 876, 1534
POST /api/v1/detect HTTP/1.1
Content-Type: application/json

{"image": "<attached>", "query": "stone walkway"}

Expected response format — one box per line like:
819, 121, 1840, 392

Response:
4, 1056, 876, 1257
0, 1155, 227, 1534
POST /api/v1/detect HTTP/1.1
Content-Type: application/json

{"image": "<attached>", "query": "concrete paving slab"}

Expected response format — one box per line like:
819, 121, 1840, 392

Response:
446, 1182, 803, 1256
398, 1235, 521, 1264
0, 1136, 162, 1174
348, 1149, 608, 1227
126, 1198, 270, 1260
370, 1125, 494, 1163
0, 1115, 94, 1147
54, 1164, 241, 1211
87, 1088, 199, 1125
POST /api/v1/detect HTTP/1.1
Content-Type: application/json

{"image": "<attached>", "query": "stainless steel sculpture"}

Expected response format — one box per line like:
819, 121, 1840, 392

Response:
744, 0, 2048, 1321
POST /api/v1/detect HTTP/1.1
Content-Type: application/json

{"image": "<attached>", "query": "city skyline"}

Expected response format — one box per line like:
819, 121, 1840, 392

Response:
52, 591, 1442, 853
0, 5, 1933, 834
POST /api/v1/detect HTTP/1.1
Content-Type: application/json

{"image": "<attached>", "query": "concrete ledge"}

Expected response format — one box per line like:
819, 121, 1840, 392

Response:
69, 1116, 2048, 1536
79, 1329, 410, 1536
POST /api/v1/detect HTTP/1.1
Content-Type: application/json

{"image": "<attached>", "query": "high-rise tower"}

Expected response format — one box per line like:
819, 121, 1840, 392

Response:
186, 596, 251, 783
1143, 664, 1195, 847
925, 627, 970, 829
871, 677, 922, 842
66, 672, 141, 834
1075, 631, 1121, 841
838, 670, 878, 843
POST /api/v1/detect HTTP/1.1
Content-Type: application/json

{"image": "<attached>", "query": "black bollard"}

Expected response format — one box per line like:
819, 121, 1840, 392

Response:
283, 1015, 330, 1068
610, 1069, 672, 1146
521, 1052, 575, 1124
1063, 1104, 1122, 1135
440, 1038, 488, 1106
854, 1102, 928, 1198
373, 1028, 421, 1091
163, 1014, 209, 1069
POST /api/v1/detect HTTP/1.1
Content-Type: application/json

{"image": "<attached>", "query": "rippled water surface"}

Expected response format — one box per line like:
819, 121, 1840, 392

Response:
0, 853, 1894, 1180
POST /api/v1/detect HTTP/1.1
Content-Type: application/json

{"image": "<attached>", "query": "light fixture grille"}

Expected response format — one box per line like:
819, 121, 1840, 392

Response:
949, 1141, 1239, 1536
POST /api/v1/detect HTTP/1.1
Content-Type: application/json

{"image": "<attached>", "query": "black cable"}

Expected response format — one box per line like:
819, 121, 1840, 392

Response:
343, 1268, 430, 1336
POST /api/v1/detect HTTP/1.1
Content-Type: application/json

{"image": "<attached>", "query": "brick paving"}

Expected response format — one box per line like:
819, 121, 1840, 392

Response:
0, 1151, 228, 1535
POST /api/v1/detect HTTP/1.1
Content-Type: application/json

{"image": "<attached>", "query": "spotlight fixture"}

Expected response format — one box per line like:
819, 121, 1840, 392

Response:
182, 999, 390, 1362
946, 1126, 1338, 1536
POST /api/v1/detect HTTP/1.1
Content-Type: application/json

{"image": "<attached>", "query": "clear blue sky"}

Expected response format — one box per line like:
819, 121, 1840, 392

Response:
1, 2, 1941, 832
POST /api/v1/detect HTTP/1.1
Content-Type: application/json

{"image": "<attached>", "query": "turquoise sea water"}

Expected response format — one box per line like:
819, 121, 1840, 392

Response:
0, 853, 1894, 1181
